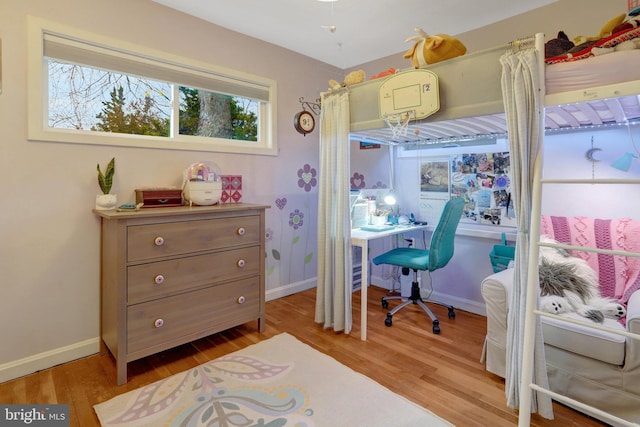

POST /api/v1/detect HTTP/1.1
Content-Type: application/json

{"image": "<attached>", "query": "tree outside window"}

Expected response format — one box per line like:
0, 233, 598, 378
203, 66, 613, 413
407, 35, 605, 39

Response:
48, 61, 258, 141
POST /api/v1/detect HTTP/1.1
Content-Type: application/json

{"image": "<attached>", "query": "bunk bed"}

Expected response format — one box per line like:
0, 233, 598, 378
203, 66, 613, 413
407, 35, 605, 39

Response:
347, 31, 640, 427
349, 40, 640, 145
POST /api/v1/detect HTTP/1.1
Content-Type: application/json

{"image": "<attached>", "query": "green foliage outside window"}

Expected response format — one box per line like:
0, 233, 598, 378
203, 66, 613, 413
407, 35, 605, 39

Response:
94, 86, 169, 136
49, 61, 258, 141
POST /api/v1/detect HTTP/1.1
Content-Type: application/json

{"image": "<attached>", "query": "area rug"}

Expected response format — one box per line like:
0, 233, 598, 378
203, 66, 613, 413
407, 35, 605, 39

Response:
94, 333, 452, 426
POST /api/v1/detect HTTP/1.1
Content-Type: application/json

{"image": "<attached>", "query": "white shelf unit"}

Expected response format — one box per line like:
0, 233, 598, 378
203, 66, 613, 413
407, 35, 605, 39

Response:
352, 245, 370, 291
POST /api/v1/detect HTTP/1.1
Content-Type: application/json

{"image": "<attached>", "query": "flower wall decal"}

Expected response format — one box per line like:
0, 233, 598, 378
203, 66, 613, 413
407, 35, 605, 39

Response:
289, 209, 304, 230
350, 172, 365, 189
264, 164, 318, 288
297, 164, 317, 192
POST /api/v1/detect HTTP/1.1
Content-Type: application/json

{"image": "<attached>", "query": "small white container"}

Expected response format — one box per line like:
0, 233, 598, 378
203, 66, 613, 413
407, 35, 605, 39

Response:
183, 181, 222, 206
371, 215, 388, 226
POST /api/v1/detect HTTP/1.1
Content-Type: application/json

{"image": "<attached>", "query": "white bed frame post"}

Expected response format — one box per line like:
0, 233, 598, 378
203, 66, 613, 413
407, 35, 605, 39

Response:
517, 33, 640, 427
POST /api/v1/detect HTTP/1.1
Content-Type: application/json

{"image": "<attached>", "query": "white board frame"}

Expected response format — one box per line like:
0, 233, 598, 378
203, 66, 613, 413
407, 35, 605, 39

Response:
378, 69, 440, 120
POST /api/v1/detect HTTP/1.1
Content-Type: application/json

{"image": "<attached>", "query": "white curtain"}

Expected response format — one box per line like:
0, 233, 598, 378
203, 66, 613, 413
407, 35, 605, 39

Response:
315, 89, 353, 333
500, 40, 554, 420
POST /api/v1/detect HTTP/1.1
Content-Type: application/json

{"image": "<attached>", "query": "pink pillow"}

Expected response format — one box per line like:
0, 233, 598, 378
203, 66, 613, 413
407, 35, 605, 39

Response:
540, 215, 640, 305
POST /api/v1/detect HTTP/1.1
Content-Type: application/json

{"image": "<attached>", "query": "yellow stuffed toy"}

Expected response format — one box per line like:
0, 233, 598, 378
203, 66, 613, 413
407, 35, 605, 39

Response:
403, 28, 466, 68
573, 13, 626, 45
328, 69, 366, 90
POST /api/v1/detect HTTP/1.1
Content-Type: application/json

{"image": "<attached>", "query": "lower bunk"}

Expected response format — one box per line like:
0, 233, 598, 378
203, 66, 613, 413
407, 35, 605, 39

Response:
481, 215, 640, 425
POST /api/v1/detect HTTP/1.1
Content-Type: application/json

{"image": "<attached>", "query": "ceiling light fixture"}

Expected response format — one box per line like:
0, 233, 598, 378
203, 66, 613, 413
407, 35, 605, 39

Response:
319, 0, 337, 32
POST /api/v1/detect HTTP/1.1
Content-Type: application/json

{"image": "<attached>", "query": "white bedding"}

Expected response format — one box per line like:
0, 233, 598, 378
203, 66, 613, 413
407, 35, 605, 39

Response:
545, 49, 640, 95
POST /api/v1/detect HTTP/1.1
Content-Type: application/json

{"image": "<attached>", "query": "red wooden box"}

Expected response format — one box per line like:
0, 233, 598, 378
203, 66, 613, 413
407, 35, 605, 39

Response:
135, 188, 183, 208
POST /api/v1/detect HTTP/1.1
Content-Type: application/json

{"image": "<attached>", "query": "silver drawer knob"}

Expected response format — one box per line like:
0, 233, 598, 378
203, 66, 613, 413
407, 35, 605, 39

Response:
237, 227, 246, 236
237, 259, 246, 268
154, 275, 165, 285
154, 236, 165, 246
237, 296, 246, 304
154, 318, 164, 328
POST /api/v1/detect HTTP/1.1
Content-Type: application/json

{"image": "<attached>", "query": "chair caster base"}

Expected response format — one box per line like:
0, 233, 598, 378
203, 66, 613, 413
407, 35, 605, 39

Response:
448, 306, 456, 319
432, 319, 440, 334
381, 298, 389, 310
385, 314, 393, 327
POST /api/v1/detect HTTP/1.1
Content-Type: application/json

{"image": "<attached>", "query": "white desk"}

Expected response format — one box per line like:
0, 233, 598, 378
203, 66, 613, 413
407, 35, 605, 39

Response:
351, 224, 430, 340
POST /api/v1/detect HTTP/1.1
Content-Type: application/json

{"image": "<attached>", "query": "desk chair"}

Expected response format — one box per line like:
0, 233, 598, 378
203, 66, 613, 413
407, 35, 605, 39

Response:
372, 198, 465, 334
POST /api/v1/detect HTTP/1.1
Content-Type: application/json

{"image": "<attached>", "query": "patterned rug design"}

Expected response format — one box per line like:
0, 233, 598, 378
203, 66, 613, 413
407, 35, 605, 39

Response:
94, 333, 453, 426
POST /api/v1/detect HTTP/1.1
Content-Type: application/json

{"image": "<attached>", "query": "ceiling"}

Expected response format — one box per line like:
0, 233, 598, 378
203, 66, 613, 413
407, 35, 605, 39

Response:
152, 0, 558, 69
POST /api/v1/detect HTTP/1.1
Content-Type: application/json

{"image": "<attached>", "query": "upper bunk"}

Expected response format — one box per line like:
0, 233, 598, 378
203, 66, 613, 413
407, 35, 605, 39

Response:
348, 32, 640, 145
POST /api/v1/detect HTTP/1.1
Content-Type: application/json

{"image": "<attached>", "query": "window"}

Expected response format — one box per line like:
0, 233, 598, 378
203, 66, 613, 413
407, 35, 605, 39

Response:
27, 16, 277, 155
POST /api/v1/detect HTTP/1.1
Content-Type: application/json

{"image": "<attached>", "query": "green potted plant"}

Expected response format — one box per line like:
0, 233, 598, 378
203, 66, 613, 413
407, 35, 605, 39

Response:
95, 157, 117, 210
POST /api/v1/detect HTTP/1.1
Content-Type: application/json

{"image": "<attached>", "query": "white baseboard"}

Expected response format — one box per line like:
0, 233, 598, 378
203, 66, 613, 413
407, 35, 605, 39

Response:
0, 282, 317, 385
266, 276, 487, 316
1, 278, 483, 385
370, 275, 487, 317
266, 278, 316, 301
429, 291, 487, 316
0, 337, 100, 384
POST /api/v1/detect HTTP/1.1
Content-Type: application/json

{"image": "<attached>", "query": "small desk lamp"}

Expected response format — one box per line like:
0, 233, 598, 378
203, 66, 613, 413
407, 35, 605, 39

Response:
384, 192, 397, 206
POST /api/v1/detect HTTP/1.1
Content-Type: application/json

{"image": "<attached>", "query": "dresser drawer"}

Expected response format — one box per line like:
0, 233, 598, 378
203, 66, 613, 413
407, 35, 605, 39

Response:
127, 216, 260, 262
127, 246, 260, 304
127, 277, 260, 355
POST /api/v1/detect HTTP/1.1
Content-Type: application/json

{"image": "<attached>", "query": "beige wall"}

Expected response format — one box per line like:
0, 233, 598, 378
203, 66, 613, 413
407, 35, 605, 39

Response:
0, 0, 337, 381
352, 0, 628, 76
0, 0, 632, 382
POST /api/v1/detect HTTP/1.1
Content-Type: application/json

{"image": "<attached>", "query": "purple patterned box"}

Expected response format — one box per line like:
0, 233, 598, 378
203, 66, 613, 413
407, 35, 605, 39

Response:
220, 175, 242, 203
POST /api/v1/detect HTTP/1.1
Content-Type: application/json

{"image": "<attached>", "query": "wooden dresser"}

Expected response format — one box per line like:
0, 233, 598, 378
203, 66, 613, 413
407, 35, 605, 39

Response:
93, 203, 268, 385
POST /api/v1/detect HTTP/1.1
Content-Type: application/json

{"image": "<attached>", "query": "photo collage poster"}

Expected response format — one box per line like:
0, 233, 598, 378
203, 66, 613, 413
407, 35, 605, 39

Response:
419, 152, 515, 228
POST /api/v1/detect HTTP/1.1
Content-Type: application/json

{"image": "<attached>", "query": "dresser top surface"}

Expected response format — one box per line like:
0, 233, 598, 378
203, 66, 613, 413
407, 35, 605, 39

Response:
93, 202, 270, 220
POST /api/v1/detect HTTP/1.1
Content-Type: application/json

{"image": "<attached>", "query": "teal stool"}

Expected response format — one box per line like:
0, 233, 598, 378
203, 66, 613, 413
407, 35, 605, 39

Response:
373, 198, 465, 334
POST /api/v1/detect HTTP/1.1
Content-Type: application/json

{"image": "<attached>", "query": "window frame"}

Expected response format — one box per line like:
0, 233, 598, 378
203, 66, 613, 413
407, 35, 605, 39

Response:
27, 16, 278, 156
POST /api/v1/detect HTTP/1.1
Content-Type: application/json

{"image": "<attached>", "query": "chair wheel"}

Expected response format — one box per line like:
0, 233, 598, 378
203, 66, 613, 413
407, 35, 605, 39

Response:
381, 298, 389, 309
385, 314, 393, 327
448, 307, 456, 319
432, 320, 440, 334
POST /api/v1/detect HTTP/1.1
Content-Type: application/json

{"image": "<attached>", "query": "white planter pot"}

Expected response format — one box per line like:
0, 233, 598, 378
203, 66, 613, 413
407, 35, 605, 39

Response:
96, 194, 118, 210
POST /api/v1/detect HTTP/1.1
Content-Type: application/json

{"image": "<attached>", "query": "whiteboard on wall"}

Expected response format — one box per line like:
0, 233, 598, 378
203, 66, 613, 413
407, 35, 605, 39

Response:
418, 197, 449, 226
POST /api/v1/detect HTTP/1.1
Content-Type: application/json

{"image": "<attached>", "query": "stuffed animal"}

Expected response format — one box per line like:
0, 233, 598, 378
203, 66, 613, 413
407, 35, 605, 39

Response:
545, 31, 574, 58
573, 13, 626, 45
611, 6, 640, 34
328, 69, 366, 90
370, 68, 398, 80
545, 10, 640, 64
538, 236, 627, 323
403, 28, 466, 68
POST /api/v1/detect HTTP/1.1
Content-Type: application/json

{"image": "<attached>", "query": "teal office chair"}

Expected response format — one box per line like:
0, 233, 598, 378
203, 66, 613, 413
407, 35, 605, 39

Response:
372, 198, 465, 334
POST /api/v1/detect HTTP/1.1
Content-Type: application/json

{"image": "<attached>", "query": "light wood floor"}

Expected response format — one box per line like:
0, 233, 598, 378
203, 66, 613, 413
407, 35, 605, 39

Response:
0, 286, 606, 426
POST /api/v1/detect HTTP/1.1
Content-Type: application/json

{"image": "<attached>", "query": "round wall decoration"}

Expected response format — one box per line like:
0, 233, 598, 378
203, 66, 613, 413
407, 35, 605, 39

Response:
294, 110, 315, 135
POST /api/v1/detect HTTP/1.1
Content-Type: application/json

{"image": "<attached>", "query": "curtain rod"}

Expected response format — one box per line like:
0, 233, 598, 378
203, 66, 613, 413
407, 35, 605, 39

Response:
507, 35, 536, 53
